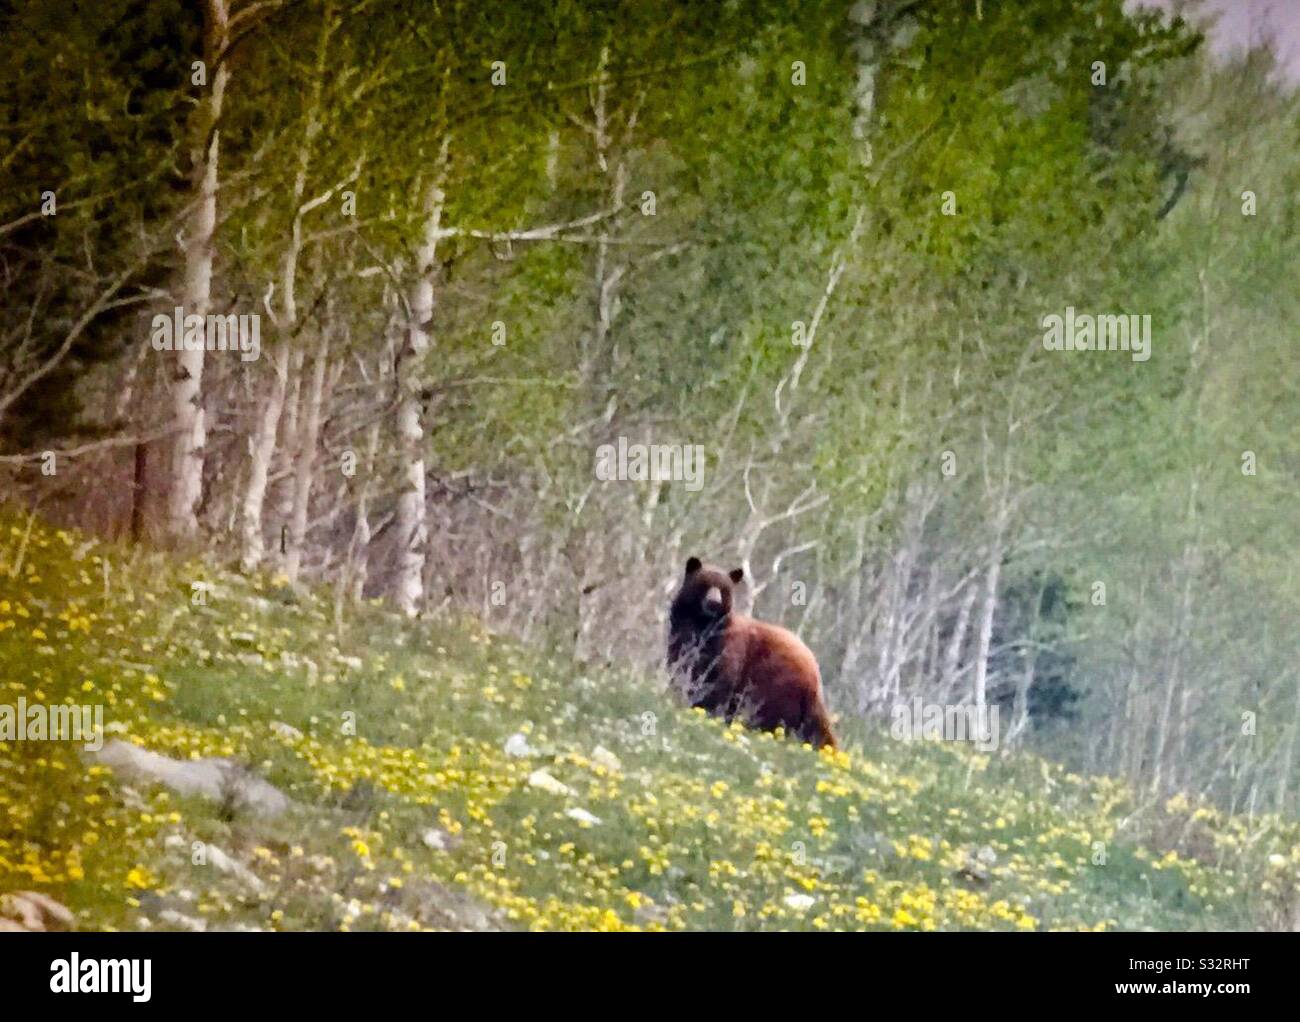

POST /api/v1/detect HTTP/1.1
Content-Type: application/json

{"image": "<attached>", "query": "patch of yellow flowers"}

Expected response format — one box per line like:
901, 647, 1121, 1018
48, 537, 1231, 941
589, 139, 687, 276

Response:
4, 513, 1300, 933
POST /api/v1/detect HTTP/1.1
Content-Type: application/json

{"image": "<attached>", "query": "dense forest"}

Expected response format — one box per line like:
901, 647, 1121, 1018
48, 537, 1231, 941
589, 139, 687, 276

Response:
1, 0, 1297, 827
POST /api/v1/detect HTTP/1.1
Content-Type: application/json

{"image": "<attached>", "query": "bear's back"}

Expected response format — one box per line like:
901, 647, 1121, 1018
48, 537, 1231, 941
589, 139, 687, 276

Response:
723, 614, 822, 701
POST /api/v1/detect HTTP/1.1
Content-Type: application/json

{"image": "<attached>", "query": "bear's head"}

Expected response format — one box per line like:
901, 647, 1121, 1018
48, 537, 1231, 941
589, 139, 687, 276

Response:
670, 557, 744, 629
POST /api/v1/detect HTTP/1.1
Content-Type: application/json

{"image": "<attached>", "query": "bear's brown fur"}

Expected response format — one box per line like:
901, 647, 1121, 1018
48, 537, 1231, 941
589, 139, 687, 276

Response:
667, 557, 837, 749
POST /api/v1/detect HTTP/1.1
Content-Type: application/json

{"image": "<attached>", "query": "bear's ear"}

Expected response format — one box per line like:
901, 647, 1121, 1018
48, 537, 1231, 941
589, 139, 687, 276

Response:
685, 556, 702, 575
729, 567, 744, 584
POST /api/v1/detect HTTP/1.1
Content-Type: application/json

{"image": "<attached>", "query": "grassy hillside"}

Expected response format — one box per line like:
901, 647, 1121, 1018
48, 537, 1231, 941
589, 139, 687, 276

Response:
2, 511, 1298, 932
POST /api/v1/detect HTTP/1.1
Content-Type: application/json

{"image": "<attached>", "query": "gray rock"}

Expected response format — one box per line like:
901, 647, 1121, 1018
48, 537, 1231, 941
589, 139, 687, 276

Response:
421, 828, 461, 852
503, 732, 538, 758
633, 901, 670, 927
270, 720, 304, 742
527, 769, 573, 797
205, 844, 268, 894
0, 891, 74, 932
158, 909, 207, 932
90, 739, 291, 818
591, 745, 622, 772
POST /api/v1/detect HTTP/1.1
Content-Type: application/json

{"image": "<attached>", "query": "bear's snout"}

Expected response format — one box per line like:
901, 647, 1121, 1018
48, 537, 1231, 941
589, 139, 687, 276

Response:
702, 586, 724, 616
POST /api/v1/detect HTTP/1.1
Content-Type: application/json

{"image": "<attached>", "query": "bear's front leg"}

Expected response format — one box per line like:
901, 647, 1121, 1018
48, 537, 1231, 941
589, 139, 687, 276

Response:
691, 682, 728, 716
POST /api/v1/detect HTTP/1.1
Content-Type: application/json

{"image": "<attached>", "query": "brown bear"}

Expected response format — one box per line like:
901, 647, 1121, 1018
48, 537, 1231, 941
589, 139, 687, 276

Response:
667, 557, 837, 749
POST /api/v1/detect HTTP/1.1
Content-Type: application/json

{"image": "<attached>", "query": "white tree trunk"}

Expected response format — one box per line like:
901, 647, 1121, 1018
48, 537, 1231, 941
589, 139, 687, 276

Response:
240, 345, 289, 571
393, 139, 449, 616
275, 346, 307, 527
168, 0, 229, 541
1151, 513, 1199, 795
285, 332, 330, 583
344, 415, 381, 606
585, 46, 629, 383
239, 10, 332, 571
971, 541, 1002, 712
940, 582, 978, 701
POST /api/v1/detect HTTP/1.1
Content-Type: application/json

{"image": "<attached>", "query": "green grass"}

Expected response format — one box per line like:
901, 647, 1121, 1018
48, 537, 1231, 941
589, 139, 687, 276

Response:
2, 509, 1298, 931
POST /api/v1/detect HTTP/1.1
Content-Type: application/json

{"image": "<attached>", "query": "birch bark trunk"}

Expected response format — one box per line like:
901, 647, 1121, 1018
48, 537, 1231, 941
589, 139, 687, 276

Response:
940, 582, 977, 701
393, 139, 449, 616
284, 330, 330, 583
971, 545, 1001, 713
240, 8, 334, 571
167, 0, 229, 541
